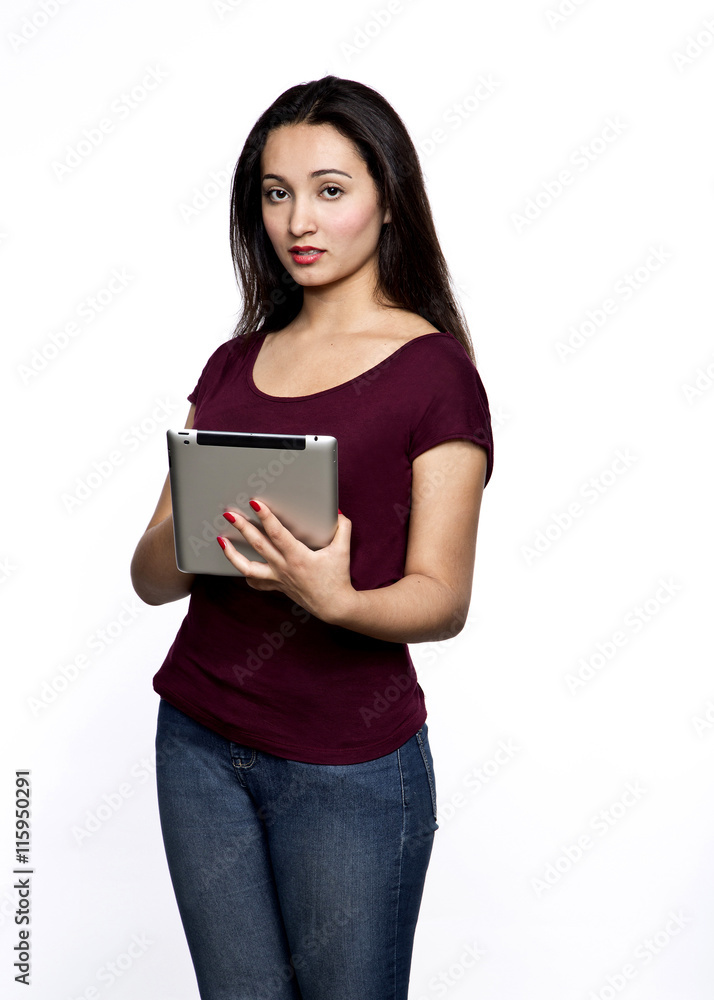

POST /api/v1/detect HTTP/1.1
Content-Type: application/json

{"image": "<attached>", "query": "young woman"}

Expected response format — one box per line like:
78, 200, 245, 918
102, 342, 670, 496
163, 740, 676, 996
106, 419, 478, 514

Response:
131, 75, 494, 1000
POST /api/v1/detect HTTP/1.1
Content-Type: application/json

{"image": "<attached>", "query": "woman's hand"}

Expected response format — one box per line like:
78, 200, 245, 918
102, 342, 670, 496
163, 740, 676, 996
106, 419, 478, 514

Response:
217, 501, 355, 623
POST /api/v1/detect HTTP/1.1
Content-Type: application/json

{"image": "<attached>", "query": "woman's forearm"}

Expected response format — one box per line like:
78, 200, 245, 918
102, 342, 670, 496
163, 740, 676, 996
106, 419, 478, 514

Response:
328, 574, 469, 644
130, 516, 195, 606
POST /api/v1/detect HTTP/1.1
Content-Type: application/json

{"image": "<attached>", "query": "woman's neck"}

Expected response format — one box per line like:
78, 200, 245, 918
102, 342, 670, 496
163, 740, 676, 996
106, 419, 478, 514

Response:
288, 266, 398, 341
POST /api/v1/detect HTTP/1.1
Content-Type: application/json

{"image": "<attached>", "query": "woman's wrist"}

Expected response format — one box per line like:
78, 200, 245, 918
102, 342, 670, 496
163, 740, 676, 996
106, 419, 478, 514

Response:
324, 584, 365, 631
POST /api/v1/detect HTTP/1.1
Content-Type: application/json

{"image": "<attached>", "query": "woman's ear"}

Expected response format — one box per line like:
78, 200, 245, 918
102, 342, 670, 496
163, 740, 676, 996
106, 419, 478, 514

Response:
383, 205, 391, 225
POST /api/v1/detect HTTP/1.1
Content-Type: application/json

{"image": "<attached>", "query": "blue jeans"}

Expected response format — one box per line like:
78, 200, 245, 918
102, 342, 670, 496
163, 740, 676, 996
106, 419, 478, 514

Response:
154, 698, 439, 1000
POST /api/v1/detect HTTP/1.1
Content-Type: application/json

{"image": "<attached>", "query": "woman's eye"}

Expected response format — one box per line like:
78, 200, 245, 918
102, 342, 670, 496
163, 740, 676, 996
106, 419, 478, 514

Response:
264, 186, 343, 202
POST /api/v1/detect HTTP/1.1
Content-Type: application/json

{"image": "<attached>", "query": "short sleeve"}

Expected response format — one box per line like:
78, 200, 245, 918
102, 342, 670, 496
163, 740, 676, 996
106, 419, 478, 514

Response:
186, 348, 220, 405
407, 336, 494, 487
187, 377, 202, 404
186, 337, 248, 406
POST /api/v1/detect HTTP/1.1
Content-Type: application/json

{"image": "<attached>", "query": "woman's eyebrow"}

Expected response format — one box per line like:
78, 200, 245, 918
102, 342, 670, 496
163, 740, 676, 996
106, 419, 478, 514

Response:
262, 169, 353, 182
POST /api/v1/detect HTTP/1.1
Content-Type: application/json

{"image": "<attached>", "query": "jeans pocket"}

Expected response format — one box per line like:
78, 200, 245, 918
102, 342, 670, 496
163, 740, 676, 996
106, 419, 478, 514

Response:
414, 726, 438, 824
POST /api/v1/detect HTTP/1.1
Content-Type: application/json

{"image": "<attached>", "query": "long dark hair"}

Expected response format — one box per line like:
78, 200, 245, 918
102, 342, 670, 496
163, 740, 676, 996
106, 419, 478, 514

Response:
229, 75, 476, 363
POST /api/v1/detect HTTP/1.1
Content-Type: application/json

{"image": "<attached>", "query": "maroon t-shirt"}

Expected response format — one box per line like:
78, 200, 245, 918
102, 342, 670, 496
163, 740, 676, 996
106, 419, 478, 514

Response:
152, 329, 494, 763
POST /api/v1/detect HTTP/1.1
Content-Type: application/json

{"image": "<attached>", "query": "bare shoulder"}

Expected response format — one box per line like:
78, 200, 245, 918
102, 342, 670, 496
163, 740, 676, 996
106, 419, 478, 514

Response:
380, 310, 441, 347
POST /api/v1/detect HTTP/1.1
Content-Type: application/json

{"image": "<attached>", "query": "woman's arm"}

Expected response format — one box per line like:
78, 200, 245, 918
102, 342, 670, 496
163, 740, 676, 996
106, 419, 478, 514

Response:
219, 437, 488, 643
329, 438, 488, 643
130, 404, 197, 606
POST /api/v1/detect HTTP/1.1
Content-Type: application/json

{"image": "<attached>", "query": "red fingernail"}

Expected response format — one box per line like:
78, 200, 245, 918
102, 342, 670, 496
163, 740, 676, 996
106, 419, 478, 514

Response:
217, 536, 226, 550
338, 508, 342, 515
223, 511, 236, 523
249, 500, 261, 512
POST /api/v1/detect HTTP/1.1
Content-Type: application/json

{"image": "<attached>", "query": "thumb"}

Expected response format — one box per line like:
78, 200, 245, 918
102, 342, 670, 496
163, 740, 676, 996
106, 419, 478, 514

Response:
336, 507, 351, 539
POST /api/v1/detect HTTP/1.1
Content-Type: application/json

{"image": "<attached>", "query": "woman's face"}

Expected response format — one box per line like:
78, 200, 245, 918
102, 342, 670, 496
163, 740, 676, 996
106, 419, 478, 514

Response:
260, 122, 390, 292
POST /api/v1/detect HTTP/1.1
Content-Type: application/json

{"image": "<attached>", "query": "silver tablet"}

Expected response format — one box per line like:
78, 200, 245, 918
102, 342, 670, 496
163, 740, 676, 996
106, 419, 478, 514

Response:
167, 429, 338, 577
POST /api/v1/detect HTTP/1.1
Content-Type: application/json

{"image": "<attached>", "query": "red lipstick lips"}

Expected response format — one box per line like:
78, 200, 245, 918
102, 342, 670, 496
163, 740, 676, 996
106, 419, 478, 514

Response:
289, 246, 326, 265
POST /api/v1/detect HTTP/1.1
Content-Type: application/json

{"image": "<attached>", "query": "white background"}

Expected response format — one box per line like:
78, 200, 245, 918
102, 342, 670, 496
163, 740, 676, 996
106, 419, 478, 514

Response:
2, 0, 713, 997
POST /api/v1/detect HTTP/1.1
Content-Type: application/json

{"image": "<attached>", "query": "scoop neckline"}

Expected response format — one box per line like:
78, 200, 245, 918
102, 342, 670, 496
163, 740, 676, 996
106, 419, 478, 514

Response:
247, 329, 450, 401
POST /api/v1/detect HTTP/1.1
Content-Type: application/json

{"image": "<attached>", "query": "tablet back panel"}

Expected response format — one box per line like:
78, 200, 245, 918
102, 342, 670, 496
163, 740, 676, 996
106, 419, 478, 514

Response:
167, 429, 338, 577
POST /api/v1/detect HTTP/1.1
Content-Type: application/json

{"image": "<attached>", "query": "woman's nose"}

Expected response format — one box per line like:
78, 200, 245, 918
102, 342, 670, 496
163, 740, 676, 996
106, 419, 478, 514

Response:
288, 194, 317, 237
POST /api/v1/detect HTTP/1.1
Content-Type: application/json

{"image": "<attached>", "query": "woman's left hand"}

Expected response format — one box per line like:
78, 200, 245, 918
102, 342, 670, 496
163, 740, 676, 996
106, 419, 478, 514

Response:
217, 501, 355, 622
